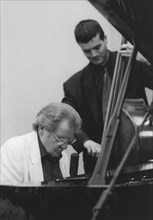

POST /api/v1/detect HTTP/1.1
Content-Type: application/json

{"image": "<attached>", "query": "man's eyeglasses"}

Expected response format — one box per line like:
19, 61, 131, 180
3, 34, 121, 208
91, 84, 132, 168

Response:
52, 132, 76, 145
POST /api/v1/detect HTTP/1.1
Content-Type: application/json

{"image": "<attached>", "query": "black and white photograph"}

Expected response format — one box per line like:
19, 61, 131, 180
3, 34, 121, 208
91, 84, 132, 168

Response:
1, 0, 153, 219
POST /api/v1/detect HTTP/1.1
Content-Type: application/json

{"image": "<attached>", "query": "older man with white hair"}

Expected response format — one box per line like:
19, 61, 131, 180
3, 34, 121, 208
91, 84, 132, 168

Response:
0, 103, 82, 185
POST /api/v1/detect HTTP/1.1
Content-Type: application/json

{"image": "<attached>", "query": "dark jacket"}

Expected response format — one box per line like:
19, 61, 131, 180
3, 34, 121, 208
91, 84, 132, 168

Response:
62, 51, 153, 174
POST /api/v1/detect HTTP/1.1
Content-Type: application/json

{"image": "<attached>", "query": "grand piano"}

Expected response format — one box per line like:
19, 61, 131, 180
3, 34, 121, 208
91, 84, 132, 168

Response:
0, 1, 153, 220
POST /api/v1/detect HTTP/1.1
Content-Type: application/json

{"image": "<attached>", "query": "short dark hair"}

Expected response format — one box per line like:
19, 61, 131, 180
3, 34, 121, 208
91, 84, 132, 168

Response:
33, 103, 82, 132
74, 19, 105, 44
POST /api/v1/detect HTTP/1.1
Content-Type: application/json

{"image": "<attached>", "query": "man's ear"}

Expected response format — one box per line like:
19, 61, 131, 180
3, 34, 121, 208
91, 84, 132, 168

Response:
38, 126, 44, 137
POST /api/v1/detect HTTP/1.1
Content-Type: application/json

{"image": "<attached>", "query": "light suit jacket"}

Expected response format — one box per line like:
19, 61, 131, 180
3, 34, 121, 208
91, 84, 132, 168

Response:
0, 131, 69, 185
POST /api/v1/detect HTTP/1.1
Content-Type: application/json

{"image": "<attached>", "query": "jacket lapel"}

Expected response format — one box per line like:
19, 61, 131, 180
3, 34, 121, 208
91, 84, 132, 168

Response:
82, 52, 117, 123
26, 132, 44, 183
82, 64, 100, 123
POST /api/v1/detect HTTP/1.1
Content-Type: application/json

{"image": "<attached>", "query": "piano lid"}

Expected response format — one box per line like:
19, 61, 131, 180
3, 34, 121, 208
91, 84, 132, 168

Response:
88, 0, 153, 65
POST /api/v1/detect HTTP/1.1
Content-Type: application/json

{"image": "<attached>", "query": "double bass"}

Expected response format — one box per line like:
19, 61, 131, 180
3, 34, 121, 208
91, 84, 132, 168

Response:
88, 1, 153, 219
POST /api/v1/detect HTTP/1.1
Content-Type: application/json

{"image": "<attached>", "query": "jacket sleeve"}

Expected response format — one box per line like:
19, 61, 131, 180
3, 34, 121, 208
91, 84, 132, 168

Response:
0, 141, 24, 185
62, 82, 90, 153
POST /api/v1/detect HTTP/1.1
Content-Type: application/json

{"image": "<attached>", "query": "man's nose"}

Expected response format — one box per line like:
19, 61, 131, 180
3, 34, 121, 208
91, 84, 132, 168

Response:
59, 143, 68, 150
90, 49, 97, 57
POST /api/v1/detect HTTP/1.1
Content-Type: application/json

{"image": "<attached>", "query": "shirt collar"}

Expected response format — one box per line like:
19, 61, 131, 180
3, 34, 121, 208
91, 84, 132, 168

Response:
37, 131, 49, 158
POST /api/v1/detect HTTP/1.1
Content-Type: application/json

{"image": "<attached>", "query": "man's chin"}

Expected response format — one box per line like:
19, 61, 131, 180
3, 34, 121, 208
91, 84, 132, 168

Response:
91, 60, 103, 65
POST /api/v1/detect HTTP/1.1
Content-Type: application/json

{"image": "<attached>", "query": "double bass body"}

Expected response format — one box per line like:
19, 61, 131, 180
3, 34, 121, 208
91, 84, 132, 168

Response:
110, 99, 153, 168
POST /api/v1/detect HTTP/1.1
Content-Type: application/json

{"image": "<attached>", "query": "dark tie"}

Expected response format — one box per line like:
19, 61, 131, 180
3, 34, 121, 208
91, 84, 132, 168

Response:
42, 155, 63, 181
102, 67, 112, 121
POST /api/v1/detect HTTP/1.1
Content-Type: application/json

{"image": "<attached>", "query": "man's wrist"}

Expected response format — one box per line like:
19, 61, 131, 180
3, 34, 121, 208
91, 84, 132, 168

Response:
83, 138, 91, 146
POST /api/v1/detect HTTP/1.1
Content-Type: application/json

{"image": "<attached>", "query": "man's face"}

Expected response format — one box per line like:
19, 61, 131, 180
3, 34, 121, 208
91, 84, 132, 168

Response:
79, 33, 108, 65
39, 120, 75, 159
